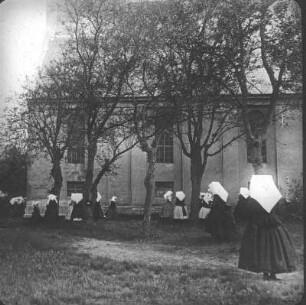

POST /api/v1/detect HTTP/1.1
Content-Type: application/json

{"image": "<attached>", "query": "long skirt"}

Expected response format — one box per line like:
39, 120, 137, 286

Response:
161, 203, 173, 219
206, 208, 235, 241
198, 207, 211, 219
238, 222, 297, 274
65, 205, 73, 220
173, 206, 188, 219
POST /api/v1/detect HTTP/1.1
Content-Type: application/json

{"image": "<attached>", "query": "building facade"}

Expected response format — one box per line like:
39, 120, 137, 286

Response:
26, 94, 302, 214
25, 1, 302, 214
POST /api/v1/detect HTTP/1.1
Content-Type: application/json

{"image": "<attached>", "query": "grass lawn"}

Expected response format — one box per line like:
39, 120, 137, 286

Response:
0, 217, 303, 305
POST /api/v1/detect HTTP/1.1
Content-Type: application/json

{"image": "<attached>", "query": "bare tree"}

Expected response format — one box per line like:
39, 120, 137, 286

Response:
3, 59, 80, 200
214, 0, 302, 174
142, 0, 243, 219
60, 0, 142, 213
130, 99, 173, 236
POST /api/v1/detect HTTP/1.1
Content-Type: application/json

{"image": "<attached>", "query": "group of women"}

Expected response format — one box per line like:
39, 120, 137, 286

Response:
161, 175, 297, 281
160, 190, 189, 222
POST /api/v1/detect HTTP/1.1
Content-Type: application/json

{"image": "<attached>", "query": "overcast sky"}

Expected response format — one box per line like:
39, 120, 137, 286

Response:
0, 0, 47, 107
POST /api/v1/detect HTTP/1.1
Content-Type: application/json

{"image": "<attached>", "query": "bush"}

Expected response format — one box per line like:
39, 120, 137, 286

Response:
284, 176, 303, 220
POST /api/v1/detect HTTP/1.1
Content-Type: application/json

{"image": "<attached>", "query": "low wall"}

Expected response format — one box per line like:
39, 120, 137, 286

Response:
24, 200, 164, 218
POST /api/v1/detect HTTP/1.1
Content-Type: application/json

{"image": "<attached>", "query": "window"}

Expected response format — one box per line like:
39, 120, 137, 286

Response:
155, 108, 174, 164
67, 116, 85, 164
247, 139, 267, 163
247, 110, 267, 164
157, 132, 173, 163
67, 142, 85, 164
155, 181, 174, 197
67, 181, 84, 197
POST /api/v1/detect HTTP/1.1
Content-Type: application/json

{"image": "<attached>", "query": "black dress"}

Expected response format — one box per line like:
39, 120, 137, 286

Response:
93, 201, 104, 222
105, 201, 117, 220
31, 206, 42, 224
235, 196, 297, 274
44, 198, 59, 222
205, 194, 235, 241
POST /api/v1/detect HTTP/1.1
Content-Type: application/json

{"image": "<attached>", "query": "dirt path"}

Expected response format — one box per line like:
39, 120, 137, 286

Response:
72, 237, 303, 298
72, 238, 238, 269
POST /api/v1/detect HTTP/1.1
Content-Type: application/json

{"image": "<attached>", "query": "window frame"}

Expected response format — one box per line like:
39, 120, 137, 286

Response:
155, 181, 174, 197
156, 131, 174, 164
246, 109, 268, 164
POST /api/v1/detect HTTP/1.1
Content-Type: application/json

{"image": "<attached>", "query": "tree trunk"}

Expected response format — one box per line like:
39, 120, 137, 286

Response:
142, 150, 156, 237
189, 150, 205, 221
247, 138, 265, 175
50, 156, 63, 200
83, 141, 97, 219
91, 159, 111, 199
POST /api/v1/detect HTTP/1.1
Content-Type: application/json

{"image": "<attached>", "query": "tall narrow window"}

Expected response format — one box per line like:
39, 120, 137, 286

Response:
157, 131, 173, 163
155, 108, 174, 164
67, 140, 85, 164
247, 110, 267, 164
67, 115, 85, 164
247, 139, 267, 163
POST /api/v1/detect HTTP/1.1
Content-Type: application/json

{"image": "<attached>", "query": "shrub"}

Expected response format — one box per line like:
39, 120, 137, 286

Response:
283, 175, 303, 220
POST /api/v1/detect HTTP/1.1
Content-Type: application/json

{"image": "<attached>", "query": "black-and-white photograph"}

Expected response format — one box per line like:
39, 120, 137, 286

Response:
0, 0, 304, 304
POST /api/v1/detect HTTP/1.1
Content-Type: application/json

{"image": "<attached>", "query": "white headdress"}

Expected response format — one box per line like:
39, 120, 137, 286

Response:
175, 191, 185, 201
47, 194, 58, 204
200, 192, 213, 204
239, 188, 250, 199
208, 182, 229, 202
0, 190, 7, 198
70, 193, 83, 204
111, 196, 118, 202
249, 175, 282, 213
10, 196, 25, 205
163, 191, 173, 201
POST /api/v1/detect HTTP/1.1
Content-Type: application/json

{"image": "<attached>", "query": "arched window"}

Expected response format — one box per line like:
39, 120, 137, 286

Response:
156, 131, 174, 163
155, 109, 174, 164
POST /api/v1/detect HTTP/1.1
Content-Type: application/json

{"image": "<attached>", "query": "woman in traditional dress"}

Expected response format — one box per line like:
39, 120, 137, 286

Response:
105, 196, 118, 220
205, 182, 235, 241
235, 176, 297, 281
68, 193, 83, 221
173, 191, 188, 221
30, 201, 42, 224
198, 192, 212, 224
44, 194, 59, 222
160, 190, 174, 223
93, 192, 104, 223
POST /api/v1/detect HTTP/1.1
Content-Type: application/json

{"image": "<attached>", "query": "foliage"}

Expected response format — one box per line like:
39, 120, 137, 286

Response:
58, 0, 141, 204
0, 145, 27, 197
213, 0, 302, 173
130, 0, 244, 219
284, 176, 303, 220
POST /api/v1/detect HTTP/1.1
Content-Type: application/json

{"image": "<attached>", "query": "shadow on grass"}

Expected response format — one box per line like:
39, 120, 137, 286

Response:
0, 216, 303, 305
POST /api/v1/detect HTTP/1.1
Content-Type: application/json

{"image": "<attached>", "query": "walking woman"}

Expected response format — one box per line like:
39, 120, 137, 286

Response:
105, 196, 118, 220
173, 191, 188, 220
205, 182, 235, 241
235, 176, 297, 281
198, 192, 213, 221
